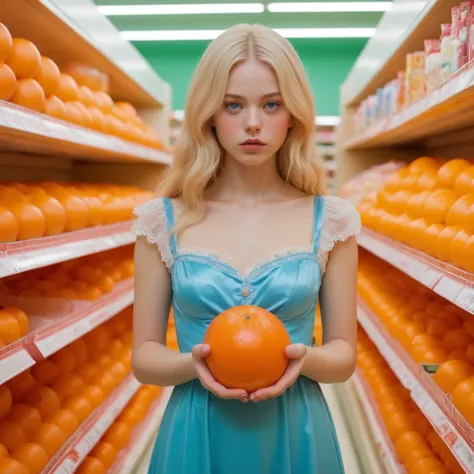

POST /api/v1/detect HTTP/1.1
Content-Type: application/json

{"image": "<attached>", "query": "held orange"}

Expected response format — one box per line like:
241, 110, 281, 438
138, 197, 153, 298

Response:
203, 305, 291, 392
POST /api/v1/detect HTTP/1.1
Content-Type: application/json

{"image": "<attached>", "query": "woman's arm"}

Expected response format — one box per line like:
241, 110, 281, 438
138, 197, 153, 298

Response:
132, 236, 196, 387
301, 236, 358, 384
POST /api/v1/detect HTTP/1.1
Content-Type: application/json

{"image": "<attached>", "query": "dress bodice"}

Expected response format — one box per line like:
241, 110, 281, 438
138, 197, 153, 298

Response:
133, 195, 361, 353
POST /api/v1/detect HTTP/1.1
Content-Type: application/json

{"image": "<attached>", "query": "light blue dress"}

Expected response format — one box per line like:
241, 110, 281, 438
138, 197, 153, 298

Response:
133, 195, 360, 474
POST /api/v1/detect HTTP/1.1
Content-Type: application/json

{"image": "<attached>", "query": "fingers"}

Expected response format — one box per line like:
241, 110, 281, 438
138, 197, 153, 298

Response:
285, 343, 307, 359
192, 344, 210, 359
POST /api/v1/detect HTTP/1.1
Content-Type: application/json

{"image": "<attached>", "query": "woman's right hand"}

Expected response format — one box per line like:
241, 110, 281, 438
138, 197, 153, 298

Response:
192, 344, 249, 402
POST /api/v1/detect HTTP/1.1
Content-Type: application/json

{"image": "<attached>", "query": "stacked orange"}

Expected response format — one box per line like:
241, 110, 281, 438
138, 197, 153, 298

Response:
0, 181, 153, 243
313, 305, 323, 346
358, 329, 464, 474
358, 157, 474, 272
166, 307, 178, 351
0, 22, 164, 149
0, 309, 133, 473
77, 384, 162, 474
0, 306, 29, 348
359, 250, 474, 426
1, 246, 134, 301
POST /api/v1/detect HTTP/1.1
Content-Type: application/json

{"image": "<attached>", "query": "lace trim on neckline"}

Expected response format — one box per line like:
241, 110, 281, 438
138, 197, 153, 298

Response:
177, 245, 315, 278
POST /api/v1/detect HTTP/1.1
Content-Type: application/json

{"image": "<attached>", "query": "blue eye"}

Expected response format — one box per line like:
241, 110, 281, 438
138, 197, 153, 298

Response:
226, 102, 242, 111
265, 101, 280, 110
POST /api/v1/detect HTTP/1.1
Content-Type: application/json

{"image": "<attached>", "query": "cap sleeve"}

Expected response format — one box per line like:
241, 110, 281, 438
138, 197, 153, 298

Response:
132, 197, 174, 270
317, 196, 361, 274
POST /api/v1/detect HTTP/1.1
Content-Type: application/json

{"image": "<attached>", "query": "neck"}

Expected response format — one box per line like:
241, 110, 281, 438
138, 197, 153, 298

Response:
207, 153, 286, 203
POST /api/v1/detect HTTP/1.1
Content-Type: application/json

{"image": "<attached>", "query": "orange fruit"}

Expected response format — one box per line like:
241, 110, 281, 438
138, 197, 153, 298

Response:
0, 23, 13, 62
55, 73, 79, 102
44, 95, 66, 120
45, 409, 80, 437
409, 157, 441, 174
76, 363, 99, 383
423, 189, 457, 225
94, 91, 114, 113
0, 458, 29, 474
0, 309, 21, 344
453, 166, 474, 196
90, 442, 118, 469
4, 308, 29, 338
52, 373, 85, 401
29, 195, 66, 236
416, 171, 438, 191
449, 229, 470, 267
25, 386, 61, 418
34, 57, 60, 97
7, 370, 36, 402
0, 443, 7, 459
31, 360, 60, 387
48, 191, 89, 232
0, 386, 12, 419
6, 202, 46, 241
11, 443, 49, 474
81, 385, 105, 409
88, 106, 105, 132
117, 408, 144, 427
433, 360, 474, 393
437, 226, 463, 262
77, 456, 107, 474
0, 206, 18, 243
7, 405, 42, 440
443, 329, 472, 352
77, 86, 97, 107
91, 371, 116, 397
451, 376, 474, 413
446, 193, 474, 233
69, 338, 88, 363
61, 63, 109, 92
50, 348, 76, 374
203, 305, 291, 391
0, 419, 27, 451
10, 78, 46, 113
395, 430, 429, 461
107, 361, 128, 384
6, 39, 41, 78
107, 339, 125, 359
64, 395, 93, 422
462, 235, 474, 273
84, 326, 112, 355
423, 224, 444, 256
0, 63, 16, 101
102, 422, 131, 449
437, 159, 472, 189
34, 423, 67, 457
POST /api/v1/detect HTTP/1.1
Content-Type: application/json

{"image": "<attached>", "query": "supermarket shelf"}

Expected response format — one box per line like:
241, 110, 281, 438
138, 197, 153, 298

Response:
357, 228, 474, 315
351, 371, 406, 474
346, 60, 474, 149
357, 301, 474, 473
109, 386, 173, 474
0, 279, 133, 383
0, 0, 169, 108
0, 221, 134, 279
341, 0, 459, 107
0, 102, 172, 165
0, 341, 35, 385
41, 374, 141, 474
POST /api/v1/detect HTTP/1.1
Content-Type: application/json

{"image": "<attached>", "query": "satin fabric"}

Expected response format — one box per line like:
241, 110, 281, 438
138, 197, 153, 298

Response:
147, 196, 345, 474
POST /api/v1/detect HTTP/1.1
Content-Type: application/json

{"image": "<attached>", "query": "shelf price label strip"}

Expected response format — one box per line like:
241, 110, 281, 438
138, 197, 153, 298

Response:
0, 344, 35, 384
358, 306, 474, 474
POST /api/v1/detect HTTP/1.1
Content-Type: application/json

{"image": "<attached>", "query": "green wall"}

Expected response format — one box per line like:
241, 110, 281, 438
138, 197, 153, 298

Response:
136, 38, 366, 115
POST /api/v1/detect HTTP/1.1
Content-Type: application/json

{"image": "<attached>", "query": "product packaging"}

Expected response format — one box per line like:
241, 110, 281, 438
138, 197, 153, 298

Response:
440, 23, 456, 80
405, 52, 427, 103
469, 0, 474, 61
457, 2, 470, 68
425, 39, 442, 91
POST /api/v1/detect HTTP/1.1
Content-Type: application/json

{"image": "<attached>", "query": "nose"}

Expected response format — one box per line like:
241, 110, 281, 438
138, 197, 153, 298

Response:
244, 107, 261, 134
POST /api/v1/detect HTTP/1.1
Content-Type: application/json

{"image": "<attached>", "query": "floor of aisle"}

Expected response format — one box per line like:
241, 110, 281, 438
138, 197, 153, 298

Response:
132, 383, 363, 474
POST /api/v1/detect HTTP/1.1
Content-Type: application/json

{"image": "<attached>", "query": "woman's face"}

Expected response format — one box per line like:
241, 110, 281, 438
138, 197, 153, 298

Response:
213, 60, 293, 167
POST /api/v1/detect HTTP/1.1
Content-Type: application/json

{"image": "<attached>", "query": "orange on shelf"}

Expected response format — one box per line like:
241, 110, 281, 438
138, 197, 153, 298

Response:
446, 193, 474, 234
436, 225, 463, 262
416, 171, 438, 192
45, 409, 80, 437
81, 385, 105, 409
0, 309, 21, 345
422, 189, 457, 225
3, 201, 46, 241
34, 57, 60, 97
107, 361, 128, 384
61, 62, 109, 93
76, 363, 98, 384
0, 205, 18, 243
44, 190, 89, 233
34, 423, 67, 458
10, 78, 46, 113
4, 308, 29, 338
28, 194, 66, 237
409, 157, 442, 175
77, 85, 98, 108
24, 386, 61, 419
0, 23, 12, 62
0, 458, 29, 474
89, 442, 117, 469
449, 229, 471, 268
433, 360, 474, 394
6, 370, 36, 402
11, 443, 49, 474
7, 405, 42, 440
6, 38, 41, 79
69, 339, 89, 364
437, 159, 473, 189
453, 166, 474, 196
52, 373, 86, 401
0, 419, 27, 451
63, 395, 93, 422
90, 370, 116, 397
49, 348, 77, 374
102, 421, 131, 450
55, 73, 79, 103
0, 63, 16, 101
77, 456, 107, 474
443, 329, 472, 352
88, 106, 105, 132
44, 95, 66, 120
0, 443, 7, 459
0, 386, 12, 419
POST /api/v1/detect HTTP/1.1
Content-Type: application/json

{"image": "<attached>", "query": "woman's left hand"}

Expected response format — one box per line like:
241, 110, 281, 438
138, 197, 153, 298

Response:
249, 344, 308, 403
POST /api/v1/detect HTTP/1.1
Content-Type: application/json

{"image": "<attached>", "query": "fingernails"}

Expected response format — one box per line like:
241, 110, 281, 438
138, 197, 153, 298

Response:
241, 397, 249, 403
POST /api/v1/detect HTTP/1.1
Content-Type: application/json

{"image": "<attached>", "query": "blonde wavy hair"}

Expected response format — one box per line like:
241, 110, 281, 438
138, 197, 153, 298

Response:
158, 23, 327, 235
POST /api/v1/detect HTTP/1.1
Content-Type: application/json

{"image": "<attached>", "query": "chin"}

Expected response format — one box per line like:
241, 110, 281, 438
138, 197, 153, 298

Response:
231, 150, 275, 167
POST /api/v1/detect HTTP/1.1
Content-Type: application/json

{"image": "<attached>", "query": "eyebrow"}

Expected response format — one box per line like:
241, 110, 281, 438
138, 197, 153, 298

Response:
224, 92, 282, 99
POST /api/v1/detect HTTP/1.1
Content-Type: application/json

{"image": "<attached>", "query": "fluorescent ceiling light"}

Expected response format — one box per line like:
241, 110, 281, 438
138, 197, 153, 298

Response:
316, 116, 340, 126
98, 3, 264, 16
267, 2, 391, 13
122, 28, 375, 41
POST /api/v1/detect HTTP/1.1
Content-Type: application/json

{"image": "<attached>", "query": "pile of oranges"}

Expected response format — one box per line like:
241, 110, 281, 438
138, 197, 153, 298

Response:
358, 250, 474, 426
1, 246, 134, 301
358, 329, 464, 474
77, 384, 162, 473
0, 181, 153, 243
358, 157, 474, 272
0, 306, 29, 348
0, 308, 133, 474
0, 22, 163, 149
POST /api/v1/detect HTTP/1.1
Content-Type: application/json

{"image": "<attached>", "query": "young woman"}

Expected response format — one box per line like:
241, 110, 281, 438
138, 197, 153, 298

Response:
132, 23, 360, 474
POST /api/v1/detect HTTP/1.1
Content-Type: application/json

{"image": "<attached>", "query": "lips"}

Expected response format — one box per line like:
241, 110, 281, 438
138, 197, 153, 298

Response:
240, 139, 265, 145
